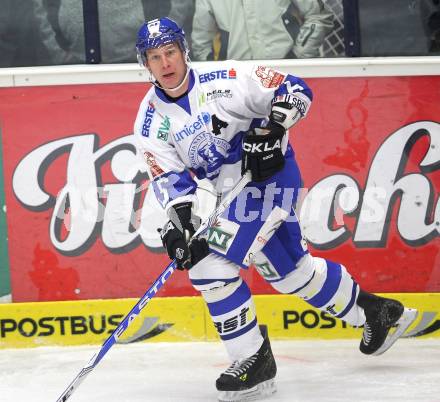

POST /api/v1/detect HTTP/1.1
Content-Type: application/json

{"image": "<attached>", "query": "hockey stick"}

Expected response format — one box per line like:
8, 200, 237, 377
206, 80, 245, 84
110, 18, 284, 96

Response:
55, 171, 251, 402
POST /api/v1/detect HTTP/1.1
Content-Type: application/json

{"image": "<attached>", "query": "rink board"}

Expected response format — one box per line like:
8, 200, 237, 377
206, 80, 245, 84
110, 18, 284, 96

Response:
2, 77, 440, 304
0, 293, 439, 349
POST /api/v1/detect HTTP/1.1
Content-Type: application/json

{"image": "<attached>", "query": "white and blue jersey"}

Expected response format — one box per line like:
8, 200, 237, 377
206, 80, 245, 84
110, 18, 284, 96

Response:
134, 61, 365, 362
134, 61, 312, 211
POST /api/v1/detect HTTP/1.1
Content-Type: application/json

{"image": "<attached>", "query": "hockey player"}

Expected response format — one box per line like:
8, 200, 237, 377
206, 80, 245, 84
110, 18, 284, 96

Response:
133, 17, 418, 402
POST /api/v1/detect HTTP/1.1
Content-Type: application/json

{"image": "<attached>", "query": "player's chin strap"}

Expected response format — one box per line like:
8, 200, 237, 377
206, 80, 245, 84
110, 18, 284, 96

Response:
148, 53, 191, 93
55, 170, 252, 402
151, 66, 191, 93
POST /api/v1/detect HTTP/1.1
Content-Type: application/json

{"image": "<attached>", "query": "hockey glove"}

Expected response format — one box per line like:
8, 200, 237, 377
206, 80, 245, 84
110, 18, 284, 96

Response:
270, 93, 310, 130
160, 202, 209, 270
241, 125, 285, 182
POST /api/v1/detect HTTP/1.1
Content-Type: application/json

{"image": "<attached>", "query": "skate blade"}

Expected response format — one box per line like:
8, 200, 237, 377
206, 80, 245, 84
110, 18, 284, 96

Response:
372, 308, 418, 356
218, 378, 276, 402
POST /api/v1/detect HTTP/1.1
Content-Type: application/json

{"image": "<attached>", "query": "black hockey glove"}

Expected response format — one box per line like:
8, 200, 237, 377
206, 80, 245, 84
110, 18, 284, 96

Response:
160, 202, 209, 270
241, 124, 285, 182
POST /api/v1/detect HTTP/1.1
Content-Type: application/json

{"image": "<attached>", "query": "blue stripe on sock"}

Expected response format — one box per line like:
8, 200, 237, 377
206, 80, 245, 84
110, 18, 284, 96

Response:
207, 280, 251, 317
190, 277, 240, 287
336, 283, 358, 319
307, 261, 342, 308
288, 271, 316, 293
219, 318, 258, 341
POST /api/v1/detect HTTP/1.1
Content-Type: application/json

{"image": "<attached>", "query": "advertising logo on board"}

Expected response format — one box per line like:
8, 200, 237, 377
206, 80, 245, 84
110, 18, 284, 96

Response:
4, 78, 440, 301
12, 121, 440, 254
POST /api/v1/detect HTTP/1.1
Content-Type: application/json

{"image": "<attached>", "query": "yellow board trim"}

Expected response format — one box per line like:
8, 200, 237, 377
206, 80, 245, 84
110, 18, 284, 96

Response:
0, 293, 439, 349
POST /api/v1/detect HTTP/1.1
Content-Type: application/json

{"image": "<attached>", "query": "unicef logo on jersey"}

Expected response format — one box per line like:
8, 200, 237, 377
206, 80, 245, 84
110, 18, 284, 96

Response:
174, 112, 211, 142
189, 133, 230, 179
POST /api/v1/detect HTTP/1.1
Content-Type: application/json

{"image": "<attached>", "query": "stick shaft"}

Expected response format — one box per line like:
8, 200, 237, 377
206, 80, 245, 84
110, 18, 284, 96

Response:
56, 172, 251, 401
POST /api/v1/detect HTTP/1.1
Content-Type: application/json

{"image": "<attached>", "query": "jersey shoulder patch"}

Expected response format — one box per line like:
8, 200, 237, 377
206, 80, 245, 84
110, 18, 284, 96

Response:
251, 65, 286, 89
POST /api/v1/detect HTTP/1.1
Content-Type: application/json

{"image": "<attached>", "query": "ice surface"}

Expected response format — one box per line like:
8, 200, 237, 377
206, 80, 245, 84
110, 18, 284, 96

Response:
0, 339, 439, 402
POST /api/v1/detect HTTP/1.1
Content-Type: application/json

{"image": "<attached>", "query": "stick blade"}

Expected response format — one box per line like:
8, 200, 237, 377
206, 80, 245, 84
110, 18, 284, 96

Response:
55, 361, 95, 401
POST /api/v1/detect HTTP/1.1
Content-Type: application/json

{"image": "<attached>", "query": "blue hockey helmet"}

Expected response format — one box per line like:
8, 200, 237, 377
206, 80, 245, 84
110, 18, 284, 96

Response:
135, 17, 189, 66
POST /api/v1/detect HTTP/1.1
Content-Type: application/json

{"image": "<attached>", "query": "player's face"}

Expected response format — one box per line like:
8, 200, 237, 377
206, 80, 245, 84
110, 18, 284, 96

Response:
146, 43, 188, 94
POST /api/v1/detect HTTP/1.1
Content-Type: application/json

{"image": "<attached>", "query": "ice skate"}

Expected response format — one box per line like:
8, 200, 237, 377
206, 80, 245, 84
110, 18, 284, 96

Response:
357, 291, 418, 356
216, 326, 277, 402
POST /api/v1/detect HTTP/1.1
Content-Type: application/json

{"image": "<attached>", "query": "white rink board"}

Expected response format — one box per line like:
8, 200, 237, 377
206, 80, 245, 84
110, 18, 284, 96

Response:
1, 339, 439, 402
1, 56, 440, 88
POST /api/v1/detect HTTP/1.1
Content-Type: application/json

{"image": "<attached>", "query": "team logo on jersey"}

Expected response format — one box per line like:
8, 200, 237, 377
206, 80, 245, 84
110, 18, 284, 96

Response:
141, 102, 155, 137
174, 112, 211, 142
157, 115, 170, 141
206, 89, 233, 103
188, 133, 230, 179
252, 65, 285, 88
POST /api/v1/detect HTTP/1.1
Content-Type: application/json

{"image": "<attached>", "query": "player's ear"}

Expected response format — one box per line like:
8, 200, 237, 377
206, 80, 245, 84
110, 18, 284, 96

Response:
143, 52, 150, 71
